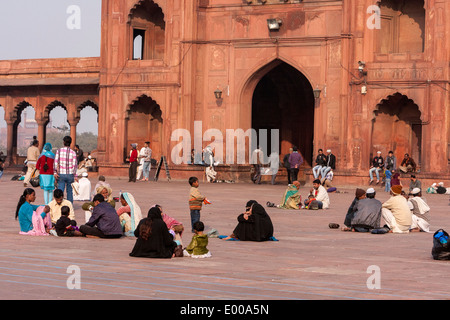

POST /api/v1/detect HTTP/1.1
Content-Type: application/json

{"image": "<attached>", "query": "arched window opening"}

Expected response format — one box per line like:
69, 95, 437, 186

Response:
129, 0, 165, 60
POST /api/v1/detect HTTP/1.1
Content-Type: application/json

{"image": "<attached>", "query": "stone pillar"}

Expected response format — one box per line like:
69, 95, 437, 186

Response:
68, 121, 78, 149
5, 119, 15, 166
36, 119, 46, 151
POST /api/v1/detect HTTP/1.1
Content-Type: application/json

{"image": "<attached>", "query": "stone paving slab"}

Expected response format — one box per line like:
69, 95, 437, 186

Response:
0, 173, 450, 301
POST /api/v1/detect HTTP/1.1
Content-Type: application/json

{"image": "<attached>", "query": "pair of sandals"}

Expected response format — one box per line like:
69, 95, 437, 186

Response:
266, 201, 276, 207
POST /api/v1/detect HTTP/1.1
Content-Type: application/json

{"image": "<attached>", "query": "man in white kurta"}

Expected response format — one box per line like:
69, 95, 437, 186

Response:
381, 185, 412, 233
310, 179, 330, 209
73, 172, 92, 201
408, 188, 430, 232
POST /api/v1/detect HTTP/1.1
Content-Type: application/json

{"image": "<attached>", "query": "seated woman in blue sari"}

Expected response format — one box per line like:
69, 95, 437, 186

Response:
15, 188, 52, 235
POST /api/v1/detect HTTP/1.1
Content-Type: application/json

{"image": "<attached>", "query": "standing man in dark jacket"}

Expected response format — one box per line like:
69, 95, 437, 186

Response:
283, 148, 293, 184
80, 194, 123, 238
288, 147, 303, 182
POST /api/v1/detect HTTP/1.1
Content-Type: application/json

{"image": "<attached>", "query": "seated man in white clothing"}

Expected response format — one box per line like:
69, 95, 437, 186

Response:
308, 179, 330, 209
408, 188, 430, 232
73, 172, 92, 201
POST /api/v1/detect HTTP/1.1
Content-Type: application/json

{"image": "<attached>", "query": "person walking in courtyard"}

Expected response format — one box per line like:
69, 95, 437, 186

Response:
283, 148, 293, 184
36, 142, 55, 204
54, 136, 78, 203
139, 141, 152, 181
23, 139, 40, 187
288, 146, 303, 182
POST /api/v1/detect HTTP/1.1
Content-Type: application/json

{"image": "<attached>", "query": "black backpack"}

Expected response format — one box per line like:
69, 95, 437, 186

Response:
432, 229, 450, 260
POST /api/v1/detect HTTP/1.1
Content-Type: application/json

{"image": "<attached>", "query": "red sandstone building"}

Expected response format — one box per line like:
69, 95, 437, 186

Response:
0, 0, 449, 185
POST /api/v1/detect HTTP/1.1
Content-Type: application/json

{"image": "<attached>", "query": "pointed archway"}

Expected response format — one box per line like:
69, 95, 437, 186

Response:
250, 60, 315, 166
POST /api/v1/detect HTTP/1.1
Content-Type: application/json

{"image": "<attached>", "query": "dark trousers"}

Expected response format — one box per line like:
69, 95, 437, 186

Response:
190, 209, 200, 232
290, 168, 299, 182
129, 161, 138, 182
285, 167, 291, 184
79, 225, 122, 238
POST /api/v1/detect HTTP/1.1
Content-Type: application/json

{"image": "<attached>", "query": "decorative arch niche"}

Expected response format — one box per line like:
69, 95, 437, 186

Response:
125, 95, 163, 162
371, 92, 422, 166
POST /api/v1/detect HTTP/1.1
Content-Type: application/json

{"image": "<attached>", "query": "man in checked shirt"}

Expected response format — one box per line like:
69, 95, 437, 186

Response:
54, 136, 78, 203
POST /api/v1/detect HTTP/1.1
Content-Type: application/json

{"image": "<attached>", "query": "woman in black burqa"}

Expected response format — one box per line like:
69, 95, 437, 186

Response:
222, 200, 274, 241
129, 206, 178, 258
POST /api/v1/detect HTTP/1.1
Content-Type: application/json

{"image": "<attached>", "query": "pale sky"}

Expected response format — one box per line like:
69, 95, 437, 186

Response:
0, 0, 102, 60
0, 0, 102, 134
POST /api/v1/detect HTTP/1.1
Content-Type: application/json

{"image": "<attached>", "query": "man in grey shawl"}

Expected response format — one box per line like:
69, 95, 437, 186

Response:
350, 188, 382, 232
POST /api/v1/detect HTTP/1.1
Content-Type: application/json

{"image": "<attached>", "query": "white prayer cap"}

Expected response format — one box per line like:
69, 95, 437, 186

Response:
82, 172, 88, 177
411, 188, 421, 195
377, 151, 381, 154
366, 188, 375, 194
438, 182, 444, 186
432, 183, 437, 187
326, 149, 331, 153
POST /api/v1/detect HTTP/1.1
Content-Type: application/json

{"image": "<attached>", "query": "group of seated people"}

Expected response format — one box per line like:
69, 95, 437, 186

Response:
270, 179, 330, 210
14, 184, 194, 258
15, 179, 278, 258
339, 184, 430, 234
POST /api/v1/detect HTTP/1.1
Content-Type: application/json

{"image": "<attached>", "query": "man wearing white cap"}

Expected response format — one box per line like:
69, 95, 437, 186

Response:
349, 187, 382, 232
369, 151, 384, 185
408, 188, 430, 232
73, 172, 92, 201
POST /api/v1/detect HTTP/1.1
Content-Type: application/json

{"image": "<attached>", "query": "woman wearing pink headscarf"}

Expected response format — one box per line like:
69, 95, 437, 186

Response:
155, 204, 184, 245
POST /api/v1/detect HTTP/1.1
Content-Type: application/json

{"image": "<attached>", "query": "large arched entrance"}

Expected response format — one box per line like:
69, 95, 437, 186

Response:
371, 93, 422, 166
251, 60, 315, 166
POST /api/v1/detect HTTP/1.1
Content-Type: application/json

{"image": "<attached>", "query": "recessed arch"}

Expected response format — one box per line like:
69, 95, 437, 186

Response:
125, 94, 163, 162
371, 92, 422, 166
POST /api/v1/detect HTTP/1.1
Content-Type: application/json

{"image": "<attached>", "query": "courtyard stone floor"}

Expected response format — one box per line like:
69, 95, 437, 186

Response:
0, 172, 449, 301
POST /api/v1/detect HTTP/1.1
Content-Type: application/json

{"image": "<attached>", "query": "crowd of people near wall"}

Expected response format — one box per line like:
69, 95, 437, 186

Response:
4, 136, 449, 261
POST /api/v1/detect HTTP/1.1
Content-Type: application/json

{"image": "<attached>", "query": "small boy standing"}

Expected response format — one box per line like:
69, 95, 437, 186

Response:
188, 176, 210, 233
384, 169, 392, 192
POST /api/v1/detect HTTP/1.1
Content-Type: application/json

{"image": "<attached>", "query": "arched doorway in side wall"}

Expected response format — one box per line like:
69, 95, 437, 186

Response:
371, 93, 422, 167
125, 95, 163, 163
251, 60, 315, 166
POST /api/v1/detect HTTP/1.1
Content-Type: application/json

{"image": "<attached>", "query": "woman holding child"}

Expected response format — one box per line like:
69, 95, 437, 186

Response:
15, 188, 52, 235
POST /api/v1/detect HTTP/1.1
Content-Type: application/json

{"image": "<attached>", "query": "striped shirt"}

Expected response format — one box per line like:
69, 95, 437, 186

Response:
54, 147, 78, 175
